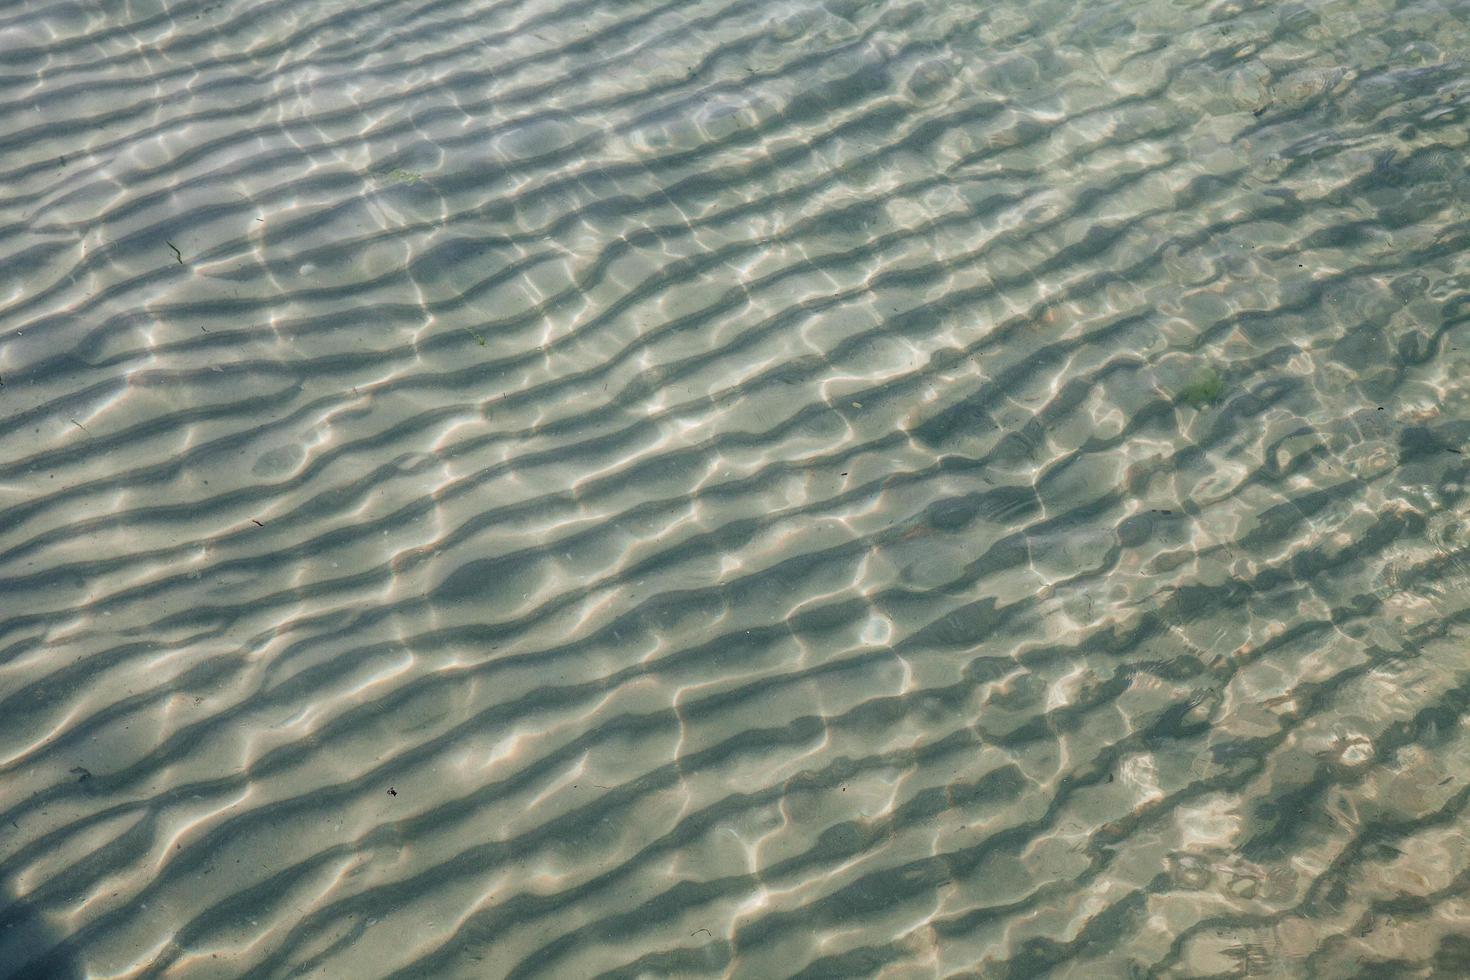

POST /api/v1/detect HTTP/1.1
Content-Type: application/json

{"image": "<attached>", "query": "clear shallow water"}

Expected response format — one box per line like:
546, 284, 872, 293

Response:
1, 0, 1469, 975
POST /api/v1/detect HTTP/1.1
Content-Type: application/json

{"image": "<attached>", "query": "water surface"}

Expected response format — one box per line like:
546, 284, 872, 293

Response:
2, 0, 1470, 975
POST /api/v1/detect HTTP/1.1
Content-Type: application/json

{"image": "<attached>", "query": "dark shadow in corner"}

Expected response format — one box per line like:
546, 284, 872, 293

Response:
0, 883, 83, 980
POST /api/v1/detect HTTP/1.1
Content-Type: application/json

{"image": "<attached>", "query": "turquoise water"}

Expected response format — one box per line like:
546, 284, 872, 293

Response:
1, 0, 1469, 975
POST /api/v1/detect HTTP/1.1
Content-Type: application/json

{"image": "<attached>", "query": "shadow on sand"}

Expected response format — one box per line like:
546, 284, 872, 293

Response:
0, 883, 82, 980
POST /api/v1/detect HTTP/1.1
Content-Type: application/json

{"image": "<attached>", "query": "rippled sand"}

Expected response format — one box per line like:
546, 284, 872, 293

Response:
2, 0, 1470, 975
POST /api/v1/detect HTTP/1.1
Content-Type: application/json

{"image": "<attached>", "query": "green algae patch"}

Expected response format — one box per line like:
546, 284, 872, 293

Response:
1176, 367, 1225, 408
